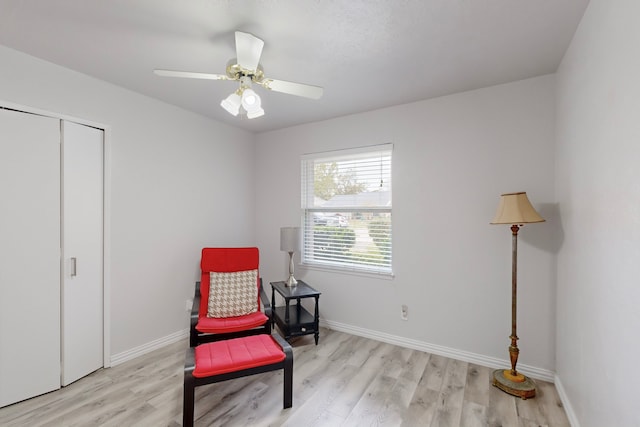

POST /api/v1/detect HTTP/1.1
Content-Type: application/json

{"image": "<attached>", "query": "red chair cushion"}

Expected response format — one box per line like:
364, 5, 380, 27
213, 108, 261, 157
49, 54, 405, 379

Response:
201, 247, 259, 273
199, 248, 261, 317
193, 335, 285, 378
196, 311, 269, 334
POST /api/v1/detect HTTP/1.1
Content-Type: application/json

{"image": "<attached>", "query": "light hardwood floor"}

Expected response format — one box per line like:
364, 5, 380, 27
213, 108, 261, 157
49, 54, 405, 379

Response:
0, 328, 570, 426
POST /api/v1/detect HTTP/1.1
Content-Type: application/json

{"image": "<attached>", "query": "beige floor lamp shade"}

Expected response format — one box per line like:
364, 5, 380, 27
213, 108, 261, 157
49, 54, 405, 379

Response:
491, 192, 545, 225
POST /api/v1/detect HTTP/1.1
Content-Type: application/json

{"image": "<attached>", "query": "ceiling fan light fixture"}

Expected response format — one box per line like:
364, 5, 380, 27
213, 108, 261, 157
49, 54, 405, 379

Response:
220, 91, 241, 116
246, 107, 265, 119
241, 88, 261, 112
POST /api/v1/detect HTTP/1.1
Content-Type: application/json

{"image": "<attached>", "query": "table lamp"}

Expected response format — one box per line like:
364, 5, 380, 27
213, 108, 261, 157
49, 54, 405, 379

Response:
280, 227, 300, 287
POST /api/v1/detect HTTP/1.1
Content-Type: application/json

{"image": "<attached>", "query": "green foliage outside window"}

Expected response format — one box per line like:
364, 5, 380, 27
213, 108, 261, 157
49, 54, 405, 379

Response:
312, 226, 356, 259
368, 218, 391, 262
314, 162, 366, 201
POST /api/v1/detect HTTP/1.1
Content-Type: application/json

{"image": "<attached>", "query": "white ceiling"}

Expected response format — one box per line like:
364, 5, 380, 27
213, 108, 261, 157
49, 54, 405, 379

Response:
0, 0, 589, 133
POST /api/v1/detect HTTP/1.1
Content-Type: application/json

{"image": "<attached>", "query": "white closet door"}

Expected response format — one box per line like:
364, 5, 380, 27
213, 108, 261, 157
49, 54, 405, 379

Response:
0, 109, 61, 407
61, 121, 104, 386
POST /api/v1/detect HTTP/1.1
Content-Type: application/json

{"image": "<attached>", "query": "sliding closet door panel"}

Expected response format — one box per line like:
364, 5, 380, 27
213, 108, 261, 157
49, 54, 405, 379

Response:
61, 121, 104, 386
0, 109, 61, 407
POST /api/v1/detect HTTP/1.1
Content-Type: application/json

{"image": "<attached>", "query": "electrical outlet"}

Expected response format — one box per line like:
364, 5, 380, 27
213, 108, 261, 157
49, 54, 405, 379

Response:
186, 299, 193, 312
401, 304, 408, 321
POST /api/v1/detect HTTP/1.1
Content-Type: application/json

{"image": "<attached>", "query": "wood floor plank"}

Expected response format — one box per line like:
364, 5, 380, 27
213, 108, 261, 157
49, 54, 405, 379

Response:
322, 339, 397, 420
343, 373, 397, 426
282, 334, 351, 408
422, 353, 449, 391
276, 363, 358, 427
535, 380, 571, 427
344, 334, 386, 367
515, 385, 548, 425
430, 358, 468, 427
0, 329, 572, 427
402, 383, 439, 426
460, 401, 489, 427
197, 380, 270, 426
519, 418, 549, 427
487, 381, 520, 427
376, 350, 432, 426
464, 363, 491, 407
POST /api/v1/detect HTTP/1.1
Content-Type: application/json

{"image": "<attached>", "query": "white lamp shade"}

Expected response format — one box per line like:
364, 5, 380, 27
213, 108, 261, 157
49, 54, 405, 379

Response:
247, 107, 265, 119
241, 88, 261, 112
491, 192, 545, 225
280, 227, 300, 252
220, 92, 241, 116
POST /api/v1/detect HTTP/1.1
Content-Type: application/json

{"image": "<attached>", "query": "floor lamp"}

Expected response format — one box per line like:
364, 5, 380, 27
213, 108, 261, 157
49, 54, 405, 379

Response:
490, 192, 544, 399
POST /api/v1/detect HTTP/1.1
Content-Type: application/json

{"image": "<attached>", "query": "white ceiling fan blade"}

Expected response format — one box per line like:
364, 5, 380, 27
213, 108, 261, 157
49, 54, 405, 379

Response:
235, 31, 264, 71
260, 79, 324, 100
154, 69, 228, 80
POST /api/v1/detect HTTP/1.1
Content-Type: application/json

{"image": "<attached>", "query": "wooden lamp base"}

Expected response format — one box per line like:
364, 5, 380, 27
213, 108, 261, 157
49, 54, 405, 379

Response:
492, 369, 536, 399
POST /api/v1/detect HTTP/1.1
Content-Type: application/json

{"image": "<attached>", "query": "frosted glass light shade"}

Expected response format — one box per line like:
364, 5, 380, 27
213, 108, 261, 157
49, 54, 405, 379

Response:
247, 107, 265, 119
491, 192, 545, 225
280, 227, 300, 252
241, 88, 261, 112
220, 92, 241, 116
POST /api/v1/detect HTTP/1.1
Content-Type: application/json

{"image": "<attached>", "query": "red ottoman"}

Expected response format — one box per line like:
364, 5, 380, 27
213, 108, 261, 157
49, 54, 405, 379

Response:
183, 334, 293, 426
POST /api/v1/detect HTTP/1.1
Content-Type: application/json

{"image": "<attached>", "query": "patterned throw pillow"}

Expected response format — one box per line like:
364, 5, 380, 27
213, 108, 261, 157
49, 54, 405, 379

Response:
207, 269, 258, 318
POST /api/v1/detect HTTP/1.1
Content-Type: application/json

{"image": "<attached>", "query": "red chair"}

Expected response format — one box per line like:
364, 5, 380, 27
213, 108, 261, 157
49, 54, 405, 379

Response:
190, 247, 271, 347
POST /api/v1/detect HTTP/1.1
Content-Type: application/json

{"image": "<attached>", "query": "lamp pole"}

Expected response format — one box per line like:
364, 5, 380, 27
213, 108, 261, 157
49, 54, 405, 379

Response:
509, 224, 520, 378
281, 227, 300, 287
286, 250, 297, 287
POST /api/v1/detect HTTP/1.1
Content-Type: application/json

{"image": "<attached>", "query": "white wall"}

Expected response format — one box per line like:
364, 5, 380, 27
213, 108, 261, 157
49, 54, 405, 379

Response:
255, 75, 558, 374
0, 45, 256, 356
555, 0, 640, 425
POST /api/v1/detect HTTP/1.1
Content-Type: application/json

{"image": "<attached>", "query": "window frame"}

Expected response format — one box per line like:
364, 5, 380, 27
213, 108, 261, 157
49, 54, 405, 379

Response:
300, 144, 393, 276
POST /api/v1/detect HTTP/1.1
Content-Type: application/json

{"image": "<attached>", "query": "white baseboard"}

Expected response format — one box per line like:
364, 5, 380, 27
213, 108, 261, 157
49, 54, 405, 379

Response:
554, 374, 580, 427
320, 319, 556, 382
109, 328, 189, 366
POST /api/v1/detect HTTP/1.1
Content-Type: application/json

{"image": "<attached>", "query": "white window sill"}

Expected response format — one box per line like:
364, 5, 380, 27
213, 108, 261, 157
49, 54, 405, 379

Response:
299, 262, 395, 280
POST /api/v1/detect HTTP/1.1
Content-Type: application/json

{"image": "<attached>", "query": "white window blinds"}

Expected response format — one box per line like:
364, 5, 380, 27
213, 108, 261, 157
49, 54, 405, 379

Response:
301, 144, 392, 274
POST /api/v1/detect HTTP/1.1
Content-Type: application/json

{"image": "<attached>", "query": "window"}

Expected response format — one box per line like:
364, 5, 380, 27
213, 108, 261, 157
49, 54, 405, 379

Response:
301, 144, 392, 275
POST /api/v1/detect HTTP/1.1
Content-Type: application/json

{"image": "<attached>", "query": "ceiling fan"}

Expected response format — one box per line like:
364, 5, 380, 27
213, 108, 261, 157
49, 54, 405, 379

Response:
154, 31, 323, 119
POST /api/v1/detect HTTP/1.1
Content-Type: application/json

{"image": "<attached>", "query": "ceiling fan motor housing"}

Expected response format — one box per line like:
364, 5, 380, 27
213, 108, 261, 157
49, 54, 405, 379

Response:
226, 60, 264, 83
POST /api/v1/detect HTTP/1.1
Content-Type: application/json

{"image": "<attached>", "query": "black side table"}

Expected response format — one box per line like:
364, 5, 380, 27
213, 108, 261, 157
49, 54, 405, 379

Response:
270, 280, 321, 345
